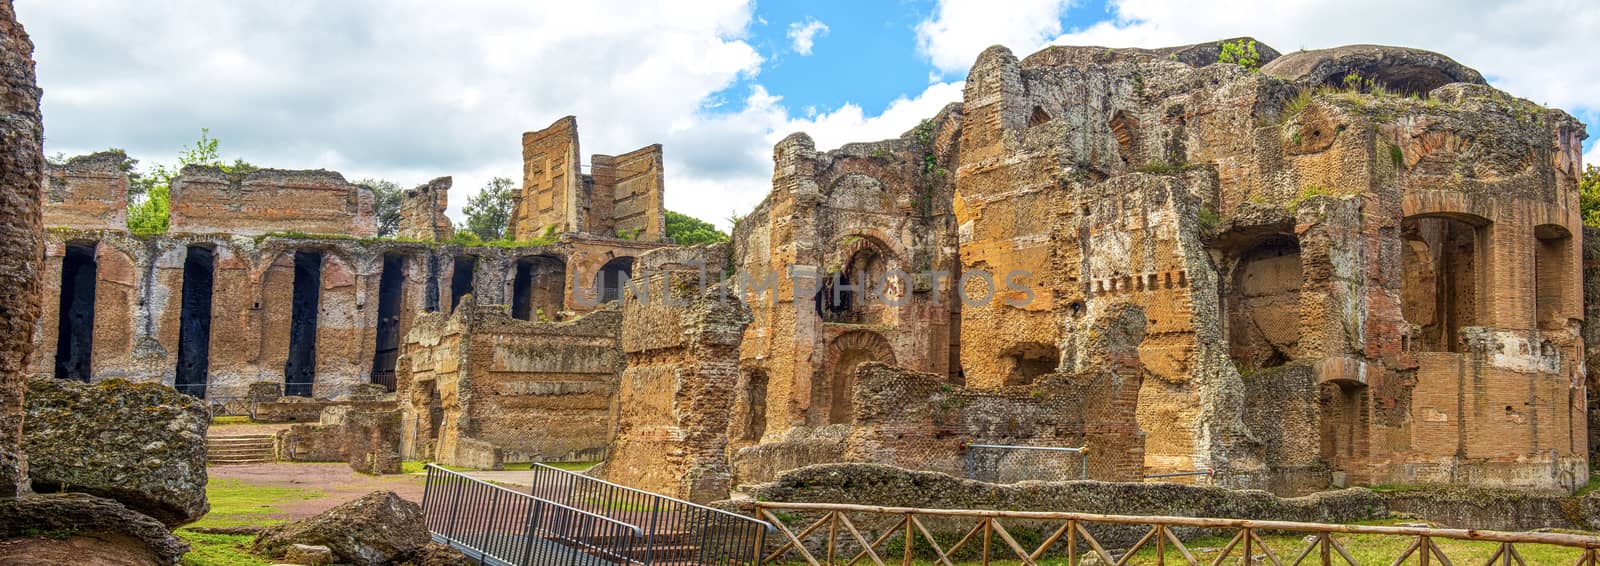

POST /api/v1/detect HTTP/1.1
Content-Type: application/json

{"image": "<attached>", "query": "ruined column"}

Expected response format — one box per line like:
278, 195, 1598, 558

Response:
0, 0, 43, 498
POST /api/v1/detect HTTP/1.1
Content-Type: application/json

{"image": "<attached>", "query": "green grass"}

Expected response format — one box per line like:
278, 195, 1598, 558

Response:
176, 477, 326, 565
176, 531, 270, 566
189, 478, 324, 529
1576, 469, 1600, 497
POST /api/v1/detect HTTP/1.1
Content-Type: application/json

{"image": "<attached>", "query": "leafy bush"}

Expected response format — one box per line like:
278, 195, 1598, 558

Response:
1218, 39, 1261, 72
664, 209, 728, 245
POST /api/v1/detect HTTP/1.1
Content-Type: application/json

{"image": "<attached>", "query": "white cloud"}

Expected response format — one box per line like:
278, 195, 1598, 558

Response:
786, 18, 829, 56
1586, 143, 1599, 172
1041, 0, 1600, 119
16, 0, 765, 229
916, 0, 1074, 77
777, 81, 965, 151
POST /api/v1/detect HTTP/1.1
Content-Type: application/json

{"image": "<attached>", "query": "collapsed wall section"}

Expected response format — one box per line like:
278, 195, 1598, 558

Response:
399, 302, 621, 468
168, 166, 377, 237
43, 151, 128, 231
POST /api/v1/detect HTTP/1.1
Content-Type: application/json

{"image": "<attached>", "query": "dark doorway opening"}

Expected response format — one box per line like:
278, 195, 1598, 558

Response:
424, 254, 441, 312
54, 242, 98, 381
285, 251, 322, 397
595, 257, 634, 304
175, 245, 215, 398
512, 255, 565, 321
450, 255, 476, 312
371, 255, 405, 392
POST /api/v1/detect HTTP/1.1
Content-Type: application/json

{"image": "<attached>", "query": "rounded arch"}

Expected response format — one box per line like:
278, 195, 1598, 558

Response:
820, 330, 897, 425
1401, 212, 1484, 352
594, 256, 635, 304
818, 233, 902, 325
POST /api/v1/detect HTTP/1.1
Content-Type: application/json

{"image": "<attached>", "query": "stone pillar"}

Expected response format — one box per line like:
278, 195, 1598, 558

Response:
0, 0, 42, 498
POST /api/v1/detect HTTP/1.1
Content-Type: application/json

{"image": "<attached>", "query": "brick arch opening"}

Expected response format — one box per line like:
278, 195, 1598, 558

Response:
1402, 213, 1486, 352
818, 236, 898, 325
1225, 235, 1302, 371
1534, 224, 1572, 331
820, 330, 896, 425
371, 254, 406, 391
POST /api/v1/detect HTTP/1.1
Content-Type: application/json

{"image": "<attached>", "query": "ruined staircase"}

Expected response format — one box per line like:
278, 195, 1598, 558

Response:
206, 434, 277, 465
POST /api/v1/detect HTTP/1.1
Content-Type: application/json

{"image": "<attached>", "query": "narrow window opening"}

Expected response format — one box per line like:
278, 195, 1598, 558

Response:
741, 370, 769, 443
450, 255, 476, 312
175, 245, 215, 398
285, 251, 322, 397
371, 255, 405, 392
424, 254, 441, 312
54, 242, 98, 382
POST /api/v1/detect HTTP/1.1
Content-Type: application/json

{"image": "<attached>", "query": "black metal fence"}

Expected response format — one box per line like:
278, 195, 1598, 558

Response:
370, 369, 397, 392
423, 465, 644, 565
527, 463, 769, 565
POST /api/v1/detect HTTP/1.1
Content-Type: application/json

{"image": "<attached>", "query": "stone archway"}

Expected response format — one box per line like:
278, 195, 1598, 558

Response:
820, 330, 896, 425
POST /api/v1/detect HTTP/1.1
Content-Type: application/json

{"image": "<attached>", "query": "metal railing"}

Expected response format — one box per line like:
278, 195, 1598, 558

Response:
754, 501, 1600, 565
528, 463, 769, 564
423, 464, 644, 565
370, 369, 397, 392
964, 443, 1087, 482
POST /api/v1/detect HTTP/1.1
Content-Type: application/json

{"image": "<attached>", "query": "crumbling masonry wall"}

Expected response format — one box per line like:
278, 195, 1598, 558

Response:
0, 0, 43, 497
397, 176, 454, 242
603, 245, 750, 502
399, 302, 621, 468
509, 116, 665, 242
169, 166, 376, 237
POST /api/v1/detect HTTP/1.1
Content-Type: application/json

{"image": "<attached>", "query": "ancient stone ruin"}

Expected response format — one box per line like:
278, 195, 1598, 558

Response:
11, 32, 1596, 512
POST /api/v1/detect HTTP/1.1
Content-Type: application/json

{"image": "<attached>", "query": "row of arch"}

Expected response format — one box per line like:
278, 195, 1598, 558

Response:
49, 239, 641, 399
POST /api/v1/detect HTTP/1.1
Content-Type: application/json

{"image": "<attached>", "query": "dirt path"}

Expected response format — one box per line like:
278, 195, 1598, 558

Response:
208, 462, 427, 519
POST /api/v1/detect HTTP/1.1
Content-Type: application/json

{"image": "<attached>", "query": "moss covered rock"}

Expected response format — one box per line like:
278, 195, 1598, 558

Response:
23, 377, 209, 527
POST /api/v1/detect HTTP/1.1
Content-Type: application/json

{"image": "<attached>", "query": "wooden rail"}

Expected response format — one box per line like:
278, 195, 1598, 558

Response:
754, 501, 1600, 566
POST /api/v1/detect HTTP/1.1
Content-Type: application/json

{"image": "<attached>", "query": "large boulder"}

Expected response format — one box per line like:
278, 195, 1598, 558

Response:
23, 377, 209, 527
0, 493, 189, 565
254, 491, 428, 566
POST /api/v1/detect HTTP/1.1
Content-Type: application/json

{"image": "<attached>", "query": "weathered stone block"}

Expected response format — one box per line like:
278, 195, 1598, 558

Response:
23, 377, 209, 527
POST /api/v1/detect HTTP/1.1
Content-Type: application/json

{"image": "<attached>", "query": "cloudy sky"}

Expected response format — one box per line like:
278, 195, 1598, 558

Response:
16, 0, 1599, 231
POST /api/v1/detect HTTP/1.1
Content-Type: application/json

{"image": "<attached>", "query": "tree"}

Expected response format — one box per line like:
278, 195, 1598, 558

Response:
665, 209, 729, 245
1582, 164, 1600, 228
355, 178, 404, 237
128, 128, 255, 236
459, 176, 517, 241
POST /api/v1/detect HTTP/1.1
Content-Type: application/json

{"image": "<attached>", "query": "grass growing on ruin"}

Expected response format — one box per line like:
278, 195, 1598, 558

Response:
208, 415, 257, 426
400, 460, 597, 474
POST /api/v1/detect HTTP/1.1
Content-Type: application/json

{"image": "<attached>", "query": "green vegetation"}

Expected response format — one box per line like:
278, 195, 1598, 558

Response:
664, 209, 729, 245
354, 178, 404, 237
175, 477, 324, 565
1217, 39, 1261, 72
458, 176, 517, 241
189, 478, 323, 529
177, 531, 269, 566
1581, 165, 1600, 228
127, 129, 257, 237
1196, 208, 1220, 229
